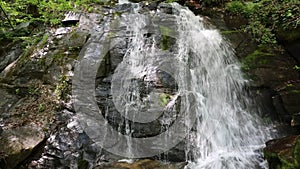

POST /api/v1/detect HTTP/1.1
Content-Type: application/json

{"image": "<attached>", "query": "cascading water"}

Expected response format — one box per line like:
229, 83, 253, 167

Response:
113, 4, 267, 169
171, 4, 271, 169
107, 2, 272, 168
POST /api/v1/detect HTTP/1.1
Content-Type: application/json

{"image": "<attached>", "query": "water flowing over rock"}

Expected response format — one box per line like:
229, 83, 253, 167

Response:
4, 1, 300, 169
73, 1, 272, 169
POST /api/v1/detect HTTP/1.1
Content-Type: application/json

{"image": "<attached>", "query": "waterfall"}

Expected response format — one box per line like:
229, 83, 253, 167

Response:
112, 2, 271, 168
171, 4, 271, 169
74, 1, 273, 168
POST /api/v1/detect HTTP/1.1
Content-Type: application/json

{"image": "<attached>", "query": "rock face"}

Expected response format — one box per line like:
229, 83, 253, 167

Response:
0, 1, 299, 169
1, 2, 188, 169
210, 12, 300, 126
0, 8, 92, 169
264, 135, 300, 169
0, 124, 44, 169
202, 6, 300, 169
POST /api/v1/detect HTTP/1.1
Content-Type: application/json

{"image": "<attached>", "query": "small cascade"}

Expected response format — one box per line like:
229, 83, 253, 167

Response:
110, 2, 272, 168
118, 0, 129, 4
171, 4, 271, 169
73, 1, 275, 168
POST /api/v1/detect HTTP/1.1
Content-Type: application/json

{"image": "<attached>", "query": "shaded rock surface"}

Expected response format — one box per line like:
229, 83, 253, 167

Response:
0, 2, 188, 169
264, 135, 300, 169
0, 124, 44, 169
202, 6, 300, 169
0, 1, 299, 169
209, 10, 300, 128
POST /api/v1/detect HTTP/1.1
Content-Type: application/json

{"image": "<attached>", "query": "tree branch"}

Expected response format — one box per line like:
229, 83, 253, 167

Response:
0, 4, 14, 30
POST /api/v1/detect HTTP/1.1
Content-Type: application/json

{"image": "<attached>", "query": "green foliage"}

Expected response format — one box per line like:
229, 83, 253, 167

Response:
203, 0, 228, 7
294, 65, 300, 71
55, 75, 70, 100
0, 0, 109, 48
39, 33, 49, 47
15, 88, 20, 95
225, 1, 256, 17
225, 0, 300, 45
159, 93, 171, 107
28, 86, 40, 96
0, 0, 105, 30
159, 26, 175, 50
38, 104, 46, 112
165, 0, 180, 3
293, 65, 300, 79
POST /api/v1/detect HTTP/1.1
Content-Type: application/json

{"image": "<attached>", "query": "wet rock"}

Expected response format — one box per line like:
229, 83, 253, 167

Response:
28, 116, 96, 169
239, 47, 299, 125
29, 109, 123, 169
109, 35, 128, 71
0, 124, 44, 169
272, 95, 291, 123
264, 135, 300, 169
94, 159, 187, 169
275, 81, 300, 126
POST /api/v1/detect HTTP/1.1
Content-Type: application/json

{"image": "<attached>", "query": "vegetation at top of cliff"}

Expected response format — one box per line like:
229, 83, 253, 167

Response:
0, 0, 116, 43
225, 0, 300, 45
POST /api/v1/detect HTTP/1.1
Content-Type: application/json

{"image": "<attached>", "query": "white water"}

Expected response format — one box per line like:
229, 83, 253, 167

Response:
118, 0, 129, 4
113, 2, 272, 169
171, 4, 271, 169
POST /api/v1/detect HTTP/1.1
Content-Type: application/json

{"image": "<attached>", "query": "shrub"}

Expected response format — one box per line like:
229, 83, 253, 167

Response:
225, 0, 300, 45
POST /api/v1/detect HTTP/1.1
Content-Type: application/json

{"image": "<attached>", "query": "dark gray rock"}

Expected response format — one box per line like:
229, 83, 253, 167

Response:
0, 43, 23, 72
0, 124, 44, 169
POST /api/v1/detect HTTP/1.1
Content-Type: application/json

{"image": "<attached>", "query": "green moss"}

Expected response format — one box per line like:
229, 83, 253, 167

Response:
78, 158, 89, 169
290, 90, 300, 94
264, 138, 300, 169
295, 139, 300, 167
159, 26, 175, 50
160, 26, 174, 36
39, 33, 49, 47
220, 30, 242, 35
159, 93, 171, 107
161, 35, 172, 50
165, 0, 180, 3
55, 75, 70, 100
241, 48, 274, 71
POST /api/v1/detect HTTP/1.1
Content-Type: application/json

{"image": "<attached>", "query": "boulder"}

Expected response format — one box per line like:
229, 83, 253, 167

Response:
264, 135, 300, 169
0, 124, 44, 169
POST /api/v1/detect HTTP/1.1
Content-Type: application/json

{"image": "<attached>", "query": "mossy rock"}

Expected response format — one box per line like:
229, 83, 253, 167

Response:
241, 47, 274, 71
264, 135, 300, 169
